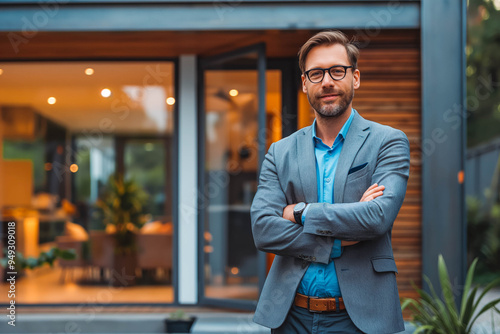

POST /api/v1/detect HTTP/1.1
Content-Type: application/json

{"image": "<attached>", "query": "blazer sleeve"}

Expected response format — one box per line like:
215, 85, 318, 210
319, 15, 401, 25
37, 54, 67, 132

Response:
302, 129, 410, 241
251, 143, 335, 265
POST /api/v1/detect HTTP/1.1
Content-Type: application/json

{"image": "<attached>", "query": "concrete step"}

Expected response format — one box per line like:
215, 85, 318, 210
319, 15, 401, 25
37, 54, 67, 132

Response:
0, 313, 418, 334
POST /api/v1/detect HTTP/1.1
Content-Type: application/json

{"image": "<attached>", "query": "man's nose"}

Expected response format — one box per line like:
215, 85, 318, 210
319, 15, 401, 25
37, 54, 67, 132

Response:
321, 71, 335, 88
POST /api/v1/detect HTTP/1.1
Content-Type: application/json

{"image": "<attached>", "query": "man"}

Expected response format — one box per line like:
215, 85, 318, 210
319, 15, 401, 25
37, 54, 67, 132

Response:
250, 30, 410, 333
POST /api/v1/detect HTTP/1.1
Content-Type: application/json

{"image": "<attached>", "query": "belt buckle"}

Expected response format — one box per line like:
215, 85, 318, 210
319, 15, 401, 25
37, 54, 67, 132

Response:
307, 296, 322, 313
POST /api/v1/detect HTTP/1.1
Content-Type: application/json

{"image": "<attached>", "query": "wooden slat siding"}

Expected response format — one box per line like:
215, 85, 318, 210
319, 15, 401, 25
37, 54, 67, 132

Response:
0, 29, 421, 60
354, 33, 422, 300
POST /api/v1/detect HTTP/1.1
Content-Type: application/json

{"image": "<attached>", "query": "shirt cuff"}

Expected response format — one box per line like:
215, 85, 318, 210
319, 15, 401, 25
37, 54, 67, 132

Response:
301, 204, 310, 225
330, 239, 342, 259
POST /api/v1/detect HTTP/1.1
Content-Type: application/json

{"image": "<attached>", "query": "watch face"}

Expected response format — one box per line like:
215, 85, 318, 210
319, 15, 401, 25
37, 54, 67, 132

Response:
294, 202, 306, 212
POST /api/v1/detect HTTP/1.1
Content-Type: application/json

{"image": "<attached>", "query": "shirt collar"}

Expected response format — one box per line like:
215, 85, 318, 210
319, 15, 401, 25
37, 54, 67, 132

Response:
312, 108, 355, 145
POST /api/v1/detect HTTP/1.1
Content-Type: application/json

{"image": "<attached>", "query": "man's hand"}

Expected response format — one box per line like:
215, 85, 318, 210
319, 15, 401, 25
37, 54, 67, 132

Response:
283, 204, 297, 223
283, 184, 385, 245
360, 183, 385, 202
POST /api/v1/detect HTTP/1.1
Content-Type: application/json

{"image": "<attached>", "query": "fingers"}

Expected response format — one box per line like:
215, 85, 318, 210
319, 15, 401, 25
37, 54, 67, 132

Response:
360, 184, 385, 202
362, 191, 384, 202
366, 183, 379, 192
365, 186, 385, 196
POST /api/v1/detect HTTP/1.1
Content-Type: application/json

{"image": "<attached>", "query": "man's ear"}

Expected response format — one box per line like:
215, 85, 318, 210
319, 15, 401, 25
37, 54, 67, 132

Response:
301, 74, 307, 93
353, 69, 361, 89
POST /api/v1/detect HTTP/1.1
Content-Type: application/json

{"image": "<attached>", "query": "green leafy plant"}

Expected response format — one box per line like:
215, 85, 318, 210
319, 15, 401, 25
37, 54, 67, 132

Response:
97, 174, 148, 255
169, 310, 192, 321
402, 255, 500, 333
1, 247, 76, 270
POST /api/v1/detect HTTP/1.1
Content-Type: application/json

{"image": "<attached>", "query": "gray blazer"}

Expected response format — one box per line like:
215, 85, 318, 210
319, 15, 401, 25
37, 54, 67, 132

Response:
251, 111, 409, 333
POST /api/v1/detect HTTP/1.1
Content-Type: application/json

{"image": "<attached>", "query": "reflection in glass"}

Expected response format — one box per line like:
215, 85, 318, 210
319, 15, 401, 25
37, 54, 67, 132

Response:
0, 62, 175, 304
203, 61, 282, 301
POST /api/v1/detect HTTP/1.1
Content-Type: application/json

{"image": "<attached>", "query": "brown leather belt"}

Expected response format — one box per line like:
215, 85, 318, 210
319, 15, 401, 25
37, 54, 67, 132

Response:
294, 293, 346, 313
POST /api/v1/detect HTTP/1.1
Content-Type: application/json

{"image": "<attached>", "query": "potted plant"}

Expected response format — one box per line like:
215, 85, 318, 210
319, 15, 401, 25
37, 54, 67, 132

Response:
164, 310, 196, 333
97, 174, 148, 286
402, 255, 500, 333
1, 247, 76, 282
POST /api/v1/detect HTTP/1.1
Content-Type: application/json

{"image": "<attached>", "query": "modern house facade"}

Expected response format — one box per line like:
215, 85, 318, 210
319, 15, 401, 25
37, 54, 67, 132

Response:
0, 0, 465, 311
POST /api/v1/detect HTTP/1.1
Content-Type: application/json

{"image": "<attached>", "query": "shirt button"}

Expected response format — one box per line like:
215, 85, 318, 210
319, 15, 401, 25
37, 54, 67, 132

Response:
318, 270, 323, 274
325, 178, 331, 183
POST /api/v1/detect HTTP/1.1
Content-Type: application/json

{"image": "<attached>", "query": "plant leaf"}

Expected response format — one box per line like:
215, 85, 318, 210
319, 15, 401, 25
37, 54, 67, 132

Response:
461, 285, 479, 326
413, 324, 434, 333
459, 258, 477, 317
468, 297, 500, 332
437, 255, 459, 331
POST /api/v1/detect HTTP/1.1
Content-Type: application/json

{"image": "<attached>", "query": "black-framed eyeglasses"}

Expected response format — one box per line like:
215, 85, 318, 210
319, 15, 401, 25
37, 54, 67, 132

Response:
304, 65, 354, 83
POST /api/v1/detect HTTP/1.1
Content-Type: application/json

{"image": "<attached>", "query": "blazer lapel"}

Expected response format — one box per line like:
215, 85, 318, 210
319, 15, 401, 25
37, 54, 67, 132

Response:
334, 112, 370, 203
297, 126, 318, 202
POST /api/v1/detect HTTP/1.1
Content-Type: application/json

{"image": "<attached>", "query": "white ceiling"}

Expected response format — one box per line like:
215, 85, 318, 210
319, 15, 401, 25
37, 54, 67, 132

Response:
0, 62, 281, 135
0, 62, 175, 134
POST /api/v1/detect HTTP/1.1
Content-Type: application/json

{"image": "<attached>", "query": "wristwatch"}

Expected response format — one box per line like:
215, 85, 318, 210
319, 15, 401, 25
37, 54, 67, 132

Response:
293, 202, 307, 224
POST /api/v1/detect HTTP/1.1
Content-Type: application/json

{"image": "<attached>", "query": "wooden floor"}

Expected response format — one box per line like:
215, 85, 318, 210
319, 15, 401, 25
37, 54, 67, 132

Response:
0, 266, 174, 304
0, 265, 258, 305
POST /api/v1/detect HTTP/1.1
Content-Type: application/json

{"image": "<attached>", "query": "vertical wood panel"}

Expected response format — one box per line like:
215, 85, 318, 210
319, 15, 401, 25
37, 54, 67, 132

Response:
354, 33, 422, 297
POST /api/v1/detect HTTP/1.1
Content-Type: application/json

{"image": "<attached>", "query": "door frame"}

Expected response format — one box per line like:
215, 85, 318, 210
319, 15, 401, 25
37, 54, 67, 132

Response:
197, 43, 267, 310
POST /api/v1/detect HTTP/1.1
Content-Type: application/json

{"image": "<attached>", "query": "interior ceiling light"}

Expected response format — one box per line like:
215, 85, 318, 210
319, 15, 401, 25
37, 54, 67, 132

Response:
85, 68, 94, 76
101, 88, 112, 98
0, 69, 3, 75
166, 97, 175, 105
229, 89, 239, 97
47, 97, 56, 105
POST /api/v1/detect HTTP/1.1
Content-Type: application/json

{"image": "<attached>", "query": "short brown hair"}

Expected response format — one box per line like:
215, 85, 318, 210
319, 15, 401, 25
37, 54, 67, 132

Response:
298, 30, 360, 73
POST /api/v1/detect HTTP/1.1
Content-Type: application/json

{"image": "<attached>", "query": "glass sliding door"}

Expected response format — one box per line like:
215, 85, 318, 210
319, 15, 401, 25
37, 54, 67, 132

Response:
0, 61, 176, 304
199, 44, 271, 309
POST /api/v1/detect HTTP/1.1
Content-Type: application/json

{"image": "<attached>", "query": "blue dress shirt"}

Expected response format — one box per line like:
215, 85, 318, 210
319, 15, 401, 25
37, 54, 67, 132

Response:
297, 109, 355, 298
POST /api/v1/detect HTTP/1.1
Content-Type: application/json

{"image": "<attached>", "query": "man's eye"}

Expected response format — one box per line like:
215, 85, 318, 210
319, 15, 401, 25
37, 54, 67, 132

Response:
309, 71, 322, 78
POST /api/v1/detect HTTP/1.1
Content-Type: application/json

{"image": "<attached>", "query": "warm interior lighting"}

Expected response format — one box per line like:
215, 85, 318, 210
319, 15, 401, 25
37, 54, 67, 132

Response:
204, 245, 214, 253
0, 69, 3, 75
85, 68, 94, 76
204, 231, 213, 242
47, 97, 56, 105
101, 88, 112, 98
24, 216, 40, 258
166, 97, 175, 105
229, 89, 239, 97
231, 267, 239, 275
70, 164, 79, 173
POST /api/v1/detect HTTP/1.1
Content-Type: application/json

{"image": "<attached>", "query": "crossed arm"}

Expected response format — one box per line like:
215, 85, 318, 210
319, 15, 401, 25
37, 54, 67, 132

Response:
282, 183, 385, 247
250, 131, 410, 264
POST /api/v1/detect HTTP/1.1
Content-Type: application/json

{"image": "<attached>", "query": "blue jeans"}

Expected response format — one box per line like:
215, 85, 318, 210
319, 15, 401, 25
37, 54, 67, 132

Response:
272, 304, 364, 334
